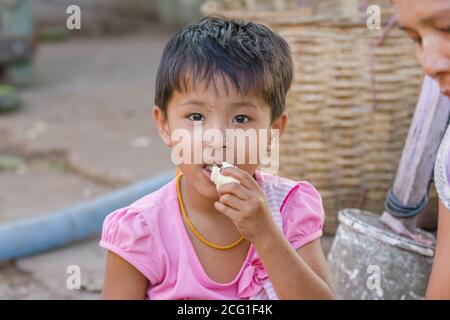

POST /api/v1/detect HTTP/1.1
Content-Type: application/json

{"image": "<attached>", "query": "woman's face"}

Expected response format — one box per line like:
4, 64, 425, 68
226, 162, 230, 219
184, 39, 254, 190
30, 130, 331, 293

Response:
392, 0, 450, 97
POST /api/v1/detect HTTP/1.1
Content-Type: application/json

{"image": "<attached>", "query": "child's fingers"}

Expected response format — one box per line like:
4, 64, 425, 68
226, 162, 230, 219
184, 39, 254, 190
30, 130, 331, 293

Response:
218, 193, 246, 211
220, 167, 255, 189
214, 201, 240, 221
217, 182, 250, 201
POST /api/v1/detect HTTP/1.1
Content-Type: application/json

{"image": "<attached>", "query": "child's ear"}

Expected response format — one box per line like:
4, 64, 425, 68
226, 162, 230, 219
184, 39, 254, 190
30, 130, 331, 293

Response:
271, 111, 288, 139
152, 105, 171, 147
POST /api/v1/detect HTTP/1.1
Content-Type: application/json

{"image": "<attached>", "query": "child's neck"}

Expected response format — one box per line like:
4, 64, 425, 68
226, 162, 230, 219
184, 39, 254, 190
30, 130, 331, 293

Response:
180, 175, 227, 221
179, 172, 258, 220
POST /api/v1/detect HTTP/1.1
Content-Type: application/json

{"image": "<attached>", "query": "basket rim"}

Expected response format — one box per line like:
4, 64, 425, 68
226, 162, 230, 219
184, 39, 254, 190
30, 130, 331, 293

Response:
201, 5, 395, 28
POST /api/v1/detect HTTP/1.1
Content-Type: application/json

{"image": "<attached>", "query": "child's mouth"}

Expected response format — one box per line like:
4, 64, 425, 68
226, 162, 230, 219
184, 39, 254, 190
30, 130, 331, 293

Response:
201, 163, 215, 179
201, 162, 227, 180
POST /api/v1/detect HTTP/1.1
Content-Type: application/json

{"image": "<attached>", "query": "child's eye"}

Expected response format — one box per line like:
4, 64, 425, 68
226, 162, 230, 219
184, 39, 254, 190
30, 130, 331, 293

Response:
233, 115, 251, 124
187, 113, 205, 122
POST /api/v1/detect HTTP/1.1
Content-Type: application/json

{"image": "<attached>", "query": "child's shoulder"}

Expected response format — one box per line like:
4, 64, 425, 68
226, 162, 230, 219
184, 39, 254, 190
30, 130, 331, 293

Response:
101, 176, 178, 234
257, 170, 321, 202
128, 176, 178, 212
257, 171, 325, 249
99, 177, 177, 285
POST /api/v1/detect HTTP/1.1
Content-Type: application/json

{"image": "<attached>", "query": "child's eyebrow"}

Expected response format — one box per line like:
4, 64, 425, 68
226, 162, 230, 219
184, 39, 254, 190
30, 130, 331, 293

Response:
230, 102, 258, 109
180, 100, 259, 109
180, 100, 206, 107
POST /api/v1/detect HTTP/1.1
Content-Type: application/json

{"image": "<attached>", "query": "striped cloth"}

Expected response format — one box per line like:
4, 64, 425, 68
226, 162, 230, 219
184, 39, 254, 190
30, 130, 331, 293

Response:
249, 177, 295, 300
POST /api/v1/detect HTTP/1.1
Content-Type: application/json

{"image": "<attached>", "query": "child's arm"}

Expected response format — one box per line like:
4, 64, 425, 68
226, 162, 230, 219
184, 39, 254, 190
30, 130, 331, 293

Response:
296, 238, 334, 292
216, 167, 334, 300
254, 224, 334, 300
101, 251, 149, 300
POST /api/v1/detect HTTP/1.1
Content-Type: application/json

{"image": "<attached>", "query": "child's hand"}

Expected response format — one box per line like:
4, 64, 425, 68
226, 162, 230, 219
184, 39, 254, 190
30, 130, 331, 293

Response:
214, 167, 276, 244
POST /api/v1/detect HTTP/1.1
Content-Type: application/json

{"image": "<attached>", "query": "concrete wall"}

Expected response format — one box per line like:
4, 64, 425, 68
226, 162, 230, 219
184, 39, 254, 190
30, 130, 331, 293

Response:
31, 0, 160, 34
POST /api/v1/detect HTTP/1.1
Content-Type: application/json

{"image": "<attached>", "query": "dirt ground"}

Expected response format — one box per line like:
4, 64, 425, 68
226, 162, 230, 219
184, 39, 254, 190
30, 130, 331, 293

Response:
0, 25, 334, 299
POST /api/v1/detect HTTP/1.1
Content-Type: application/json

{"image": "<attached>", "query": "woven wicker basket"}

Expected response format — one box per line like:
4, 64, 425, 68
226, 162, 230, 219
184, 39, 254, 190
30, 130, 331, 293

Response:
202, 1, 436, 234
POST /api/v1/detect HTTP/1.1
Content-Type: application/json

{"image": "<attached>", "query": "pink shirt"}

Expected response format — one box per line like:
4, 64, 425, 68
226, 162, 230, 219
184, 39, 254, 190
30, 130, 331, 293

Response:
99, 170, 325, 300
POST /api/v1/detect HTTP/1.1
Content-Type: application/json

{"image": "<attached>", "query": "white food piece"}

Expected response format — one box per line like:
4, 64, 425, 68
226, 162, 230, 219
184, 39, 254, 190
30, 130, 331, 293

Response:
210, 161, 240, 190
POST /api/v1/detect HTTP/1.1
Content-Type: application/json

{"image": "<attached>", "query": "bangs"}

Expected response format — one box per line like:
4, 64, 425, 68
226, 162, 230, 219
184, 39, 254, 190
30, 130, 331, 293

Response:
154, 16, 292, 121
173, 62, 270, 100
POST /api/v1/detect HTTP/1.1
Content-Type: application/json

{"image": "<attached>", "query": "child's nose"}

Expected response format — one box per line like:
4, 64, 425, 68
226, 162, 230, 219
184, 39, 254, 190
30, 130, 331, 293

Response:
203, 135, 227, 151
202, 127, 229, 160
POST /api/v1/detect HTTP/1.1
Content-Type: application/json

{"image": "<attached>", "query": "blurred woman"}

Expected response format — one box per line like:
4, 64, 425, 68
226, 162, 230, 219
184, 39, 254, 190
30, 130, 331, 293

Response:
392, 0, 450, 299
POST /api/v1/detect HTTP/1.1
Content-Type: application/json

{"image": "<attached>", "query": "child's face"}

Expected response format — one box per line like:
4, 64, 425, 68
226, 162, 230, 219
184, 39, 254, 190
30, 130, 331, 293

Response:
392, 0, 450, 97
153, 76, 287, 199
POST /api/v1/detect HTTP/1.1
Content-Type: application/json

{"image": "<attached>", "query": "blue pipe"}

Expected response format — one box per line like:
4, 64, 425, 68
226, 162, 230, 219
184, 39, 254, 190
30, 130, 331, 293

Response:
0, 171, 175, 261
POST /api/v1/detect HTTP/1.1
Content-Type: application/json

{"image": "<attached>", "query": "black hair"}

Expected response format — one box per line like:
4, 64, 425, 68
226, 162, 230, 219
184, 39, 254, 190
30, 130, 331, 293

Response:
154, 16, 293, 122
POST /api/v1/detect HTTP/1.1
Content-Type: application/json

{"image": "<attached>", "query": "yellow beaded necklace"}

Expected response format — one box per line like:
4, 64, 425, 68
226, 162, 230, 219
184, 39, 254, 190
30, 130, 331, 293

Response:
176, 173, 245, 250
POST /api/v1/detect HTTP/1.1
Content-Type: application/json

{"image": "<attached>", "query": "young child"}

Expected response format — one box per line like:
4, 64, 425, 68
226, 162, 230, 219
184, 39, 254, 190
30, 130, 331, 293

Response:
100, 16, 334, 300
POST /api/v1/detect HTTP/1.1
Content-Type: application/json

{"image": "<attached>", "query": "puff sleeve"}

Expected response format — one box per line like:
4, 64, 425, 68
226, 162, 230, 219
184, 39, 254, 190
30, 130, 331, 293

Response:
280, 181, 325, 250
99, 207, 164, 285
